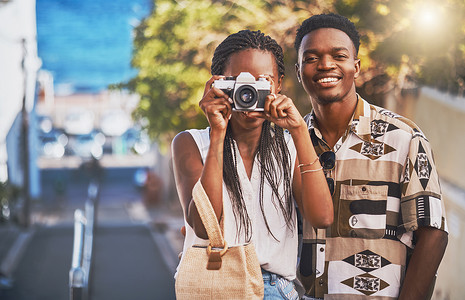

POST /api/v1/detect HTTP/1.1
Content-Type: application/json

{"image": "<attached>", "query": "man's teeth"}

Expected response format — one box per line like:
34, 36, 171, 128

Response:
318, 77, 338, 83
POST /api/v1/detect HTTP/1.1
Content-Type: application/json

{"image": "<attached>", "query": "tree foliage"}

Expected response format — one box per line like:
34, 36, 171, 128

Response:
122, 0, 465, 147
337, 0, 465, 104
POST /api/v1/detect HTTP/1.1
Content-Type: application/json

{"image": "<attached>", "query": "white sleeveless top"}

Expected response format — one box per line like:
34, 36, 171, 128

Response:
176, 128, 298, 280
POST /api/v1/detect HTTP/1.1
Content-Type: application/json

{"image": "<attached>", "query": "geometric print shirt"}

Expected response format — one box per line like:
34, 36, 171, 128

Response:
298, 96, 448, 299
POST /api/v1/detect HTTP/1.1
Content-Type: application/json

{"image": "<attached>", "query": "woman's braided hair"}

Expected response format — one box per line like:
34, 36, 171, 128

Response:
211, 29, 285, 78
211, 30, 293, 242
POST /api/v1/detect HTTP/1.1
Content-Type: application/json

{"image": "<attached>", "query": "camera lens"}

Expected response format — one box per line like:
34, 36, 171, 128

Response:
240, 89, 254, 103
235, 85, 257, 108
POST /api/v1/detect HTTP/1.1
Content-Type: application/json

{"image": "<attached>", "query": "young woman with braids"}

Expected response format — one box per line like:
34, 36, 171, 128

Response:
172, 29, 333, 299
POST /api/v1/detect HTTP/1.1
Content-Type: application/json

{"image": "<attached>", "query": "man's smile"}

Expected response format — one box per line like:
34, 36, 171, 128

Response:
317, 77, 339, 83
314, 75, 341, 87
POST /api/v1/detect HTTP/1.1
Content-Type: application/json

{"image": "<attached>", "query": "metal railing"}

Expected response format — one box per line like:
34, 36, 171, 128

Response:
69, 180, 99, 300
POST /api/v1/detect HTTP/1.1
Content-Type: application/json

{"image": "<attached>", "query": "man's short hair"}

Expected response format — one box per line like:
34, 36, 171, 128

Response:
294, 13, 360, 55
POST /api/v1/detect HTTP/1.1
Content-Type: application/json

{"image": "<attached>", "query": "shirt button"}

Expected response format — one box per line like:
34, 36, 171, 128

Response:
320, 247, 324, 252
361, 186, 367, 192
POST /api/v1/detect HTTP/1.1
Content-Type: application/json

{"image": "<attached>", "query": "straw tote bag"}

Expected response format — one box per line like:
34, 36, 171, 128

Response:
175, 180, 264, 299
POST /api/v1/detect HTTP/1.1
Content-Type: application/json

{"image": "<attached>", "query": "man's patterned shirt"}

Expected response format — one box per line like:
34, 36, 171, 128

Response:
298, 96, 448, 299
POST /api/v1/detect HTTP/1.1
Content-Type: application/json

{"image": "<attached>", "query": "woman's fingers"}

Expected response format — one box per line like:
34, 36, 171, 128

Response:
200, 87, 228, 107
266, 93, 289, 119
258, 74, 276, 93
276, 98, 291, 118
200, 77, 231, 113
200, 76, 229, 107
204, 75, 225, 94
200, 94, 231, 106
198, 76, 233, 130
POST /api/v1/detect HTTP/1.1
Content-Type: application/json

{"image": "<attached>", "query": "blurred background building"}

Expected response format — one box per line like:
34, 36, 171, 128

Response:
0, 0, 164, 224
0, 0, 42, 226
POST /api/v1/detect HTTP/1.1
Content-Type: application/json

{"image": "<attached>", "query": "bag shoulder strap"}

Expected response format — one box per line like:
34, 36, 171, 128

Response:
192, 179, 225, 248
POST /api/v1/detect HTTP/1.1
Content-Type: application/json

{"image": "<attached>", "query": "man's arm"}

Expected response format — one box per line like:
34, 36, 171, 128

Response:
398, 226, 448, 300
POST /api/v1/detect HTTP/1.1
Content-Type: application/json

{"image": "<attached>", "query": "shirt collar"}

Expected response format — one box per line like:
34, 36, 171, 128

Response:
306, 95, 374, 144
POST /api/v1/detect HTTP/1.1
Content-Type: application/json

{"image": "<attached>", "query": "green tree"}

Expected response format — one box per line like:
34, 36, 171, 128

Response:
122, 0, 465, 148
122, 0, 329, 147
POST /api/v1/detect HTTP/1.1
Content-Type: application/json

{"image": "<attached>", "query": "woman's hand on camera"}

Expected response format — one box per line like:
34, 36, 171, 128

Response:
199, 76, 232, 132
249, 93, 306, 133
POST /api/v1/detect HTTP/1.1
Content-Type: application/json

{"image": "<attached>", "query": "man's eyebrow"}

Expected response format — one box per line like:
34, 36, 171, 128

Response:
302, 49, 318, 56
332, 47, 350, 52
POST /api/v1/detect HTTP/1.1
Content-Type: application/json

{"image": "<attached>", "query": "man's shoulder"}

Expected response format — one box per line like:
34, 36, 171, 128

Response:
367, 101, 427, 140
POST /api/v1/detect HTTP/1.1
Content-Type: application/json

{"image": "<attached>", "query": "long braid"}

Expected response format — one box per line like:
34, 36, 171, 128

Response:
222, 124, 252, 239
257, 122, 293, 241
211, 30, 292, 242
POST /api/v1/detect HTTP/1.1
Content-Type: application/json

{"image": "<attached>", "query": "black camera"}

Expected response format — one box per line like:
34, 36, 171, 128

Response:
213, 72, 271, 111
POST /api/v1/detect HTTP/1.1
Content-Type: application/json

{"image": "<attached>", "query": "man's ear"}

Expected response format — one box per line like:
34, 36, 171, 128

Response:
295, 63, 302, 83
276, 75, 284, 93
354, 59, 361, 79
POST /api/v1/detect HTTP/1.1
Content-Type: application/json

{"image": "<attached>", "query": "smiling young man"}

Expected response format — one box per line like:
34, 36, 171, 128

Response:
294, 13, 448, 300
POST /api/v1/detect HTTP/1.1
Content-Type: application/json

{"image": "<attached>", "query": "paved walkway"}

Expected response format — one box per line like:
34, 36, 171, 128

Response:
0, 200, 184, 299
0, 157, 185, 299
